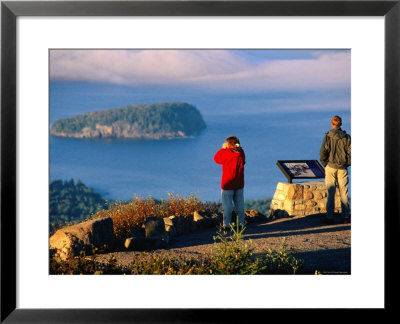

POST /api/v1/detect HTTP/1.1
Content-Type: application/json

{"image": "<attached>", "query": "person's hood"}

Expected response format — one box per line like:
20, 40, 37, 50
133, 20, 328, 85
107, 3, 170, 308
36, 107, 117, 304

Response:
327, 127, 348, 139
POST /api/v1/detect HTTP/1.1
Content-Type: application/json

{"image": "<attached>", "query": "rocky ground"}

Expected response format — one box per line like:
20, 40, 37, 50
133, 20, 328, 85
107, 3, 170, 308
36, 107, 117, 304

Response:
94, 214, 351, 274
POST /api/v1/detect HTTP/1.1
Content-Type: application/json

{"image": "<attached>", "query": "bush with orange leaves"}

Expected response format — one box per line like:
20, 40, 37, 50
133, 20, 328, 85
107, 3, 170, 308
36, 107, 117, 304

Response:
94, 193, 215, 239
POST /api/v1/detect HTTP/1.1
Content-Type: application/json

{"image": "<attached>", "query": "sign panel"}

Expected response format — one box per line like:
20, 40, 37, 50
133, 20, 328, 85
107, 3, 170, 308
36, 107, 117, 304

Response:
276, 160, 325, 183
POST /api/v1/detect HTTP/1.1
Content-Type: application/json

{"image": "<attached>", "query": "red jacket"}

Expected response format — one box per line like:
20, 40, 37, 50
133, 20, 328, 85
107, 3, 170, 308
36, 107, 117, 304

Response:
214, 148, 246, 190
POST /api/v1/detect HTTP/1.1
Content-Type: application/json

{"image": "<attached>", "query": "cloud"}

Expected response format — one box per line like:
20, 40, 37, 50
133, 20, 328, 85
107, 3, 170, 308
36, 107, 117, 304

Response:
50, 49, 350, 92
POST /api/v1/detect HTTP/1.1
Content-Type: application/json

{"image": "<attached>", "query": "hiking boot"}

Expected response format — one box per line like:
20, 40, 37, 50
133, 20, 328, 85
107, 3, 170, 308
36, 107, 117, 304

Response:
320, 217, 335, 225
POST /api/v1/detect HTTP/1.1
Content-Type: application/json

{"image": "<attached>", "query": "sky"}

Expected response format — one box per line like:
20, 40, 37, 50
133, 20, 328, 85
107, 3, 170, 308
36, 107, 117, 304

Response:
50, 49, 351, 96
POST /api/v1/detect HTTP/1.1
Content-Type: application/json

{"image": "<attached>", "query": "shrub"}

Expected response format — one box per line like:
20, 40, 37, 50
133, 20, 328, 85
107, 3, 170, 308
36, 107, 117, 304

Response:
49, 250, 126, 275
93, 193, 216, 239
262, 238, 304, 274
210, 224, 262, 274
94, 197, 157, 239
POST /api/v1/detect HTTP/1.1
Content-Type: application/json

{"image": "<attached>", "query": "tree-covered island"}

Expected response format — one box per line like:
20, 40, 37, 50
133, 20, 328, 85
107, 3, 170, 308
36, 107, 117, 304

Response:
51, 102, 207, 139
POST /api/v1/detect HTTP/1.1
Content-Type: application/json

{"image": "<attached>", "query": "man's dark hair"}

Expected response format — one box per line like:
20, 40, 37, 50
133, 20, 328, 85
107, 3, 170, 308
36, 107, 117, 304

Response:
331, 116, 342, 127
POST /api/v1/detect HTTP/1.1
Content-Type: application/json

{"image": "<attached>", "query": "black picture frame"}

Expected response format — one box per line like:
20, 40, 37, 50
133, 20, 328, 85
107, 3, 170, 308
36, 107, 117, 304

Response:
276, 160, 325, 183
1, 0, 399, 321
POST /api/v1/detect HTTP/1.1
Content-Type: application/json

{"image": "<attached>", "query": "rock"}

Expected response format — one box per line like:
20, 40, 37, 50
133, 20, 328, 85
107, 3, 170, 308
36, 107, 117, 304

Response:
269, 209, 289, 219
125, 237, 144, 250
194, 210, 222, 229
122, 227, 147, 250
163, 217, 175, 227
171, 215, 194, 235
148, 234, 169, 250
111, 238, 126, 251
124, 236, 153, 250
287, 185, 303, 200
193, 210, 207, 229
49, 217, 114, 260
125, 231, 169, 251
144, 217, 165, 237
304, 190, 314, 200
193, 210, 206, 222
130, 227, 145, 238
284, 200, 294, 212
204, 213, 221, 227
314, 192, 324, 200
164, 216, 178, 234
245, 209, 266, 223
306, 200, 317, 207
294, 203, 305, 211
164, 224, 176, 237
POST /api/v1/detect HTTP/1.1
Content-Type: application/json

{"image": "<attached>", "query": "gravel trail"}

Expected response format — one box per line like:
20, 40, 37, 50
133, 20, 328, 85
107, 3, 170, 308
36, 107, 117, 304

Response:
95, 214, 351, 274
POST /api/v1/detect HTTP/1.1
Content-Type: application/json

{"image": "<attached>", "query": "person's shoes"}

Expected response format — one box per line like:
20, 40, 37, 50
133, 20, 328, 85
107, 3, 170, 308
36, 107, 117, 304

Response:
320, 217, 335, 225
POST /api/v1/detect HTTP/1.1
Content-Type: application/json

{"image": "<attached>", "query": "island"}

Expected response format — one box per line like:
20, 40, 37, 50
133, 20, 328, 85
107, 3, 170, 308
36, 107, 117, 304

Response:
50, 102, 207, 139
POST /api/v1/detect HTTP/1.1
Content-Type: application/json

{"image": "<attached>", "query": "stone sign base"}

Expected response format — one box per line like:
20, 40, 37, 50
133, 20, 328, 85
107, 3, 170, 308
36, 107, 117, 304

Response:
269, 181, 342, 218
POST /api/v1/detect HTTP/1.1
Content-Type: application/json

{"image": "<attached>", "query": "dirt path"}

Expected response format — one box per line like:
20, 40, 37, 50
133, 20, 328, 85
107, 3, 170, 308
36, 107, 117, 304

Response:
95, 214, 351, 274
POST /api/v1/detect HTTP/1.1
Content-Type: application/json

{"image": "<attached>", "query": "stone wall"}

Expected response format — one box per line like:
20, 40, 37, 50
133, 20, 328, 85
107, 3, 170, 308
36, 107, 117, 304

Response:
269, 181, 342, 218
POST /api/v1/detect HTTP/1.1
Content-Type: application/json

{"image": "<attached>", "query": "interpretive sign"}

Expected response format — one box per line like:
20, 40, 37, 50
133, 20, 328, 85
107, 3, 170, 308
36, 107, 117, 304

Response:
276, 160, 325, 183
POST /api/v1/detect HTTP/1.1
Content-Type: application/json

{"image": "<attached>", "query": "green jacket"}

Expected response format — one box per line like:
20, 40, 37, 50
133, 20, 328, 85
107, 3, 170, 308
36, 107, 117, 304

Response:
319, 127, 351, 169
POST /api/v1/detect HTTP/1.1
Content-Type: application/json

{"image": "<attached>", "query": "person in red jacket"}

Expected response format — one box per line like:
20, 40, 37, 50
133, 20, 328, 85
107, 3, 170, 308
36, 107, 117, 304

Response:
214, 136, 246, 230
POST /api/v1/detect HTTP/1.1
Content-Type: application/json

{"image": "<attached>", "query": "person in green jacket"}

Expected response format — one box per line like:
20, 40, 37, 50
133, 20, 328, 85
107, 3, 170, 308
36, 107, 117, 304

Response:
319, 115, 351, 224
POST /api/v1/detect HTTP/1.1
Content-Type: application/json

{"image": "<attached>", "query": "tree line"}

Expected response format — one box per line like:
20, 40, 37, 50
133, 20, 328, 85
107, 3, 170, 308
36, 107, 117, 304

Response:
49, 179, 106, 227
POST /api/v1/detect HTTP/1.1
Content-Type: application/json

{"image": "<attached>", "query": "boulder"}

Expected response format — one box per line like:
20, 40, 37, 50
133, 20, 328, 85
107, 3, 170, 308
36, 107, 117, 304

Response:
144, 217, 165, 237
49, 217, 114, 260
269, 209, 289, 219
245, 209, 266, 223
125, 236, 151, 250
193, 210, 214, 229
169, 215, 193, 235
124, 233, 169, 251
130, 227, 145, 238
163, 217, 177, 237
121, 217, 168, 251
193, 210, 206, 222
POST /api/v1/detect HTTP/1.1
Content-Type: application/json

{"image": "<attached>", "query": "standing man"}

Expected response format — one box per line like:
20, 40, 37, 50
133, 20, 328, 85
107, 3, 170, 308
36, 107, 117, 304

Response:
214, 136, 246, 231
320, 116, 351, 224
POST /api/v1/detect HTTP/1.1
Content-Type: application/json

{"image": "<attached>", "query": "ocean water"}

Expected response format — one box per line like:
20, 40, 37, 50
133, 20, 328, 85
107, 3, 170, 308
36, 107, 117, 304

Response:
50, 82, 351, 202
